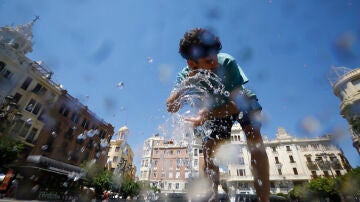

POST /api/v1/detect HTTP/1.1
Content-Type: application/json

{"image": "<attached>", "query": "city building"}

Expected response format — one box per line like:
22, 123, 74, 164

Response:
0, 18, 114, 200
139, 133, 204, 194
329, 66, 360, 154
227, 124, 351, 195
107, 125, 136, 180
139, 124, 351, 196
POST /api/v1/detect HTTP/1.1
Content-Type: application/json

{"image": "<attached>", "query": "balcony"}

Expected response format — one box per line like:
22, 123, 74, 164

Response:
331, 161, 343, 170
317, 160, 331, 170
306, 161, 319, 170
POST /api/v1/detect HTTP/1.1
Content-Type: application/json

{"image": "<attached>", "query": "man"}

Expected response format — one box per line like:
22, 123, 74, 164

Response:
166, 28, 269, 202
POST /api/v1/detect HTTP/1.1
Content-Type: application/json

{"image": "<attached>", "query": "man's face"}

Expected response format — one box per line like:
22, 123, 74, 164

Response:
188, 54, 218, 70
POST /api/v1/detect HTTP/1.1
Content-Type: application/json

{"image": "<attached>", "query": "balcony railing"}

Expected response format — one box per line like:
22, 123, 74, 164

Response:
306, 161, 319, 170
317, 160, 331, 170
331, 161, 343, 170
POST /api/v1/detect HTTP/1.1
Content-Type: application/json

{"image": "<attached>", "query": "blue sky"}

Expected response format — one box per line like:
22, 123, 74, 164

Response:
1, 0, 359, 168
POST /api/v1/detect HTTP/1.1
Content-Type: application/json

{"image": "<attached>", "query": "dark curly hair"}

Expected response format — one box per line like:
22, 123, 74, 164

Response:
179, 28, 222, 60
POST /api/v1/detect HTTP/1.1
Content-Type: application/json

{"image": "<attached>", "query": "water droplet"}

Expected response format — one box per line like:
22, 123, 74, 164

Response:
26, 118, 32, 124
147, 57, 153, 63
41, 145, 48, 150
257, 179, 263, 186
116, 82, 124, 88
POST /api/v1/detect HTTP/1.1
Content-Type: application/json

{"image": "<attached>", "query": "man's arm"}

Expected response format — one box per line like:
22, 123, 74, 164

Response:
166, 90, 181, 113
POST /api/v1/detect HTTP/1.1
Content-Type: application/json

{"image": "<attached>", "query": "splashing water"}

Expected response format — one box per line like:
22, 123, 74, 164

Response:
155, 69, 232, 198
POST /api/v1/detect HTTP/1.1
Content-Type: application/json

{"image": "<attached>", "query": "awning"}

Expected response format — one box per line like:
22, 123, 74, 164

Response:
25, 155, 84, 179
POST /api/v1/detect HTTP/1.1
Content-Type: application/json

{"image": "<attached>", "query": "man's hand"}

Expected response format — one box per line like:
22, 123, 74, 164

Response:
166, 91, 181, 113
184, 109, 210, 127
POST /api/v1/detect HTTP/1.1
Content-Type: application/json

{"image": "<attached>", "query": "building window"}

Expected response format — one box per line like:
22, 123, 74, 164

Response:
11, 93, 22, 103
185, 171, 190, 178
293, 168, 298, 175
335, 170, 341, 176
32, 102, 42, 115
25, 99, 42, 115
2, 70, 13, 79
59, 103, 69, 117
81, 118, 89, 129
286, 145, 291, 151
275, 157, 280, 164
271, 146, 277, 152
175, 183, 179, 189
153, 172, 157, 178
176, 171, 180, 178
237, 169, 246, 176
161, 171, 165, 178
21, 77, 33, 90
168, 183, 172, 190
0, 61, 5, 71
177, 150, 181, 155
278, 169, 282, 175
289, 155, 295, 163
323, 171, 330, 177
311, 171, 317, 178
71, 113, 80, 123
99, 130, 106, 138
168, 172, 173, 178
115, 146, 120, 152
25, 128, 38, 143
25, 99, 36, 112
194, 159, 198, 167
238, 156, 245, 165
32, 83, 47, 96
194, 149, 198, 156
113, 156, 118, 162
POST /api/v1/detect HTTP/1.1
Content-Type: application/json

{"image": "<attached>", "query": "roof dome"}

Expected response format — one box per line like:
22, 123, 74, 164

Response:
118, 125, 129, 132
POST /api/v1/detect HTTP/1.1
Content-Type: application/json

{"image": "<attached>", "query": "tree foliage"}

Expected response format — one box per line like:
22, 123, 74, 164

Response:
0, 135, 23, 166
119, 178, 141, 199
290, 178, 340, 202
81, 161, 113, 199
338, 166, 360, 201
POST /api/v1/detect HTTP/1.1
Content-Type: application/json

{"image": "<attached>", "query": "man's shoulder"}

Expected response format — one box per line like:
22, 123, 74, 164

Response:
218, 53, 236, 66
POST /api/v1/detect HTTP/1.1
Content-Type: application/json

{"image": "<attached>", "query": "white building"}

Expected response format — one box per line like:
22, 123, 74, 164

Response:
140, 124, 351, 195
227, 123, 351, 195
329, 66, 360, 154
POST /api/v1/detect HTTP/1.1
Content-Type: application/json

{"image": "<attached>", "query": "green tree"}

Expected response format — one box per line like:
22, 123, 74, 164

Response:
308, 177, 341, 201
338, 166, 360, 201
0, 135, 23, 166
92, 170, 113, 199
81, 161, 113, 200
119, 178, 141, 199
289, 178, 341, 202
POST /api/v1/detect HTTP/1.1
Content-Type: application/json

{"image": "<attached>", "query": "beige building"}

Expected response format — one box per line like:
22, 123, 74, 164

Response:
140, 124, 351, 195
0, 18, 114, 200
107, 125, 135, 180
329, 66, 360, 154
